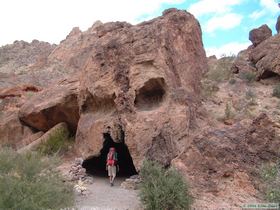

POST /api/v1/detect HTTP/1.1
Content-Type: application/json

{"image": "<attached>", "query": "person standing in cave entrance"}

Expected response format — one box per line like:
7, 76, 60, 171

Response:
106, 147, 119, 186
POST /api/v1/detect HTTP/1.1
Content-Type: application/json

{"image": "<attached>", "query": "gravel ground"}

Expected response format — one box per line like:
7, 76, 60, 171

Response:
75, 176, 142, 210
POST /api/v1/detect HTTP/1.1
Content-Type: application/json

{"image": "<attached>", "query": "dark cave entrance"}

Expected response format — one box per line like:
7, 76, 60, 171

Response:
82, 132, 137, 177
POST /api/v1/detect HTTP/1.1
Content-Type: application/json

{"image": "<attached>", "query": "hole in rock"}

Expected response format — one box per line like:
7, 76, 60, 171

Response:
81, 92, 116, 114
82, 132, 137, 177
134, 77, 166, 110
259, 70, 280, 79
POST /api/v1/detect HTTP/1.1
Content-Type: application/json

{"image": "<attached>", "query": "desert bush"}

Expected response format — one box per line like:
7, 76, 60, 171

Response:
224, 102, 235, 120
139, 160, 192, 210
37, 126, 72, 155
229, 78, 236, 85
239, 71, 256, 83
245, 89, 257, 106
206, 57, 235, 82
261, 162, 280, 204
201, 80, 219, 98
0, 148, 74, 210
272, 84, 280, 99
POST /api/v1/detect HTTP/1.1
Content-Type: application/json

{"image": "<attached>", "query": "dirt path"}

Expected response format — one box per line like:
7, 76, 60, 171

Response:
75, 176, 142, 210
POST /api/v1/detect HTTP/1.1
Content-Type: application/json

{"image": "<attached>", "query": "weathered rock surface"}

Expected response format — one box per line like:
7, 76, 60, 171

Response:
0, 40, 56, 75
249, 24, 272, 47
173, 113, 280, 208
0, 112, 34, 148
19, 78, 80, 132
0, 84, 41, 99
250, 34, 280, 78
18, 122, 69, 153
74, 8, 207, 168
232, 20, 280, 78
231, 46, 256, 74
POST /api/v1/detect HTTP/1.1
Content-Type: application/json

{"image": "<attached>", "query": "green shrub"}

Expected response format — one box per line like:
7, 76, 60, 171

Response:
139, 160, 192, 210
245, 89, 257, 106
229, 78, 236, 85
37, 127, 72, 155
201, 80, 219, 98
261, 162, 280, 204
272, 84, 280, 99
206, 57, 234, 82
0, 148, 74, 210
239, 71, 256, 83
224, 102, 235, 120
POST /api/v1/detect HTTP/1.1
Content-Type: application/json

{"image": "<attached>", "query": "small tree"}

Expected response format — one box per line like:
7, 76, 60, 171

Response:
139, 160, 192, 210
272, 84, 280, 98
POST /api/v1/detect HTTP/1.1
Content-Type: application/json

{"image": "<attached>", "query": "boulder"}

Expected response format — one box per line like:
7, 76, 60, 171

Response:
19, 78, 80, 132
250, 33, 280, 78
276, 15, 280, 34
231, 46, 256, 74
249, 24, 272, 47
0, 112, 34, 148
18, 122, 69, 153
74, 8, 207, 169
16, 131, 44, 149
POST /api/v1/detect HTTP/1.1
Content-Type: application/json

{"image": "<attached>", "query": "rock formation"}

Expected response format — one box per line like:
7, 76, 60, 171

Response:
0, 40, 56, 76
19, 8, 207, 169
250, 33, 280, 77
249, 24, 272, 47
19, 77, 80, 132
276, 15, 280, 34
232, 20, 280, 79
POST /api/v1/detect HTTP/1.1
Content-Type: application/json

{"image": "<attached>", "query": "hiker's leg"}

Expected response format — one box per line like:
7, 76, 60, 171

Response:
111, 166, 117, 184
108, 166, 112, 183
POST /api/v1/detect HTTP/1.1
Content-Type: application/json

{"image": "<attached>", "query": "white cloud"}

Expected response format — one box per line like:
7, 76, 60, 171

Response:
249, 0, 278, 21
205, 13, 243, 33
0, 0, 183, 46
206, 42, 250, 58
188, 0, 242, 17
260, 0, 279, 14
249, 10, 266, 20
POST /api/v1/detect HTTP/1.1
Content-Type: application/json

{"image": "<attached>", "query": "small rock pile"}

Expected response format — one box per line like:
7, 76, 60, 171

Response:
68, 158, 87, 181
67, 158, 94, 196
121, 175, 141, 190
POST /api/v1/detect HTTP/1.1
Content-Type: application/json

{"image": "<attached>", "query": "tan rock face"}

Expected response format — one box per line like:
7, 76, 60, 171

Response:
0, 112, 34, 148
75, 8, 207, 169
249, 24, 272, 47
19, 78, 80, 132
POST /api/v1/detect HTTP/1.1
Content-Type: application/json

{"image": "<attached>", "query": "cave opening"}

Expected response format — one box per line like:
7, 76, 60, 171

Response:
82, 131, 137, 177
260, 70, 280, 79
134, 77, 166, 110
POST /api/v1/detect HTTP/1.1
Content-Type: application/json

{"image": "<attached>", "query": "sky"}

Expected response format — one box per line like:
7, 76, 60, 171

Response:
0, 0, 279, 57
